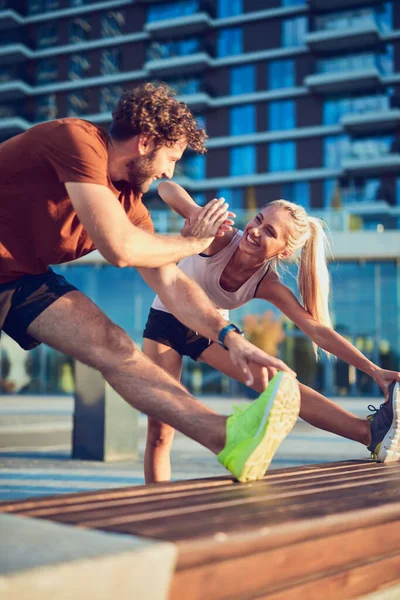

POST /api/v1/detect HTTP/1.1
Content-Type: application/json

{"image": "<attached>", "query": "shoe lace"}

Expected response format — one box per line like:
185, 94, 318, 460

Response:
367, 404, 384, 460
366, 404, 380, 422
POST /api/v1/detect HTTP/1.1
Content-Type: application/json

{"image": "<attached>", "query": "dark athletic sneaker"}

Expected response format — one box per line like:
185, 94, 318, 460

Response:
367, 381, 400, 462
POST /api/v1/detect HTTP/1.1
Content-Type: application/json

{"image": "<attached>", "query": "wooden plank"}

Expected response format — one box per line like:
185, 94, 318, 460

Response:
255, 551, 400, 600
3, 461, 391, 520
0, 460, 377, 514
170, 520, 400, 600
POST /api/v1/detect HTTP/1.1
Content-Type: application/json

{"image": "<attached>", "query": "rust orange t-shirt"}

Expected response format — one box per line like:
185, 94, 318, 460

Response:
0, 118, 154, 284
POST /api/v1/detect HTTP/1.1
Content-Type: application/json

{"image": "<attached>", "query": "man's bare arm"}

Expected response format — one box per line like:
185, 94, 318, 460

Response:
65, 182, 228, 268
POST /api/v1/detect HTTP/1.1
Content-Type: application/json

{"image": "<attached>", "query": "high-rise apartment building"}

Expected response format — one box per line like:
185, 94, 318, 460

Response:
0, 0, 399, 396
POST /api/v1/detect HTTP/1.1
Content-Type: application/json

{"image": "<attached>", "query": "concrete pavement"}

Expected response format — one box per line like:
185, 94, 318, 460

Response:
0, 394, 375, 501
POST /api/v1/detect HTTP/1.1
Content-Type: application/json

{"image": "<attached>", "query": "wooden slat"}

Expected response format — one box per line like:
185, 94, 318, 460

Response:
0, 459, 375, 514
4, 461, 391, 520
170, 520, 400, 600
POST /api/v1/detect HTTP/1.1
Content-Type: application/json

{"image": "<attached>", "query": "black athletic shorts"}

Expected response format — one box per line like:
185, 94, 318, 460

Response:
143, 307, 212, 361
0, 269, 77, 350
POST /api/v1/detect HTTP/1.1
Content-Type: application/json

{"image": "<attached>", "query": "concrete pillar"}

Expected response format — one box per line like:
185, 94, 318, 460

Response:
72, 361, 139, 461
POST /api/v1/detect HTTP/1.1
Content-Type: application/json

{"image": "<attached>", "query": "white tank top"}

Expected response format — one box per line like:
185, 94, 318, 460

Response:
152, 230, 271, 319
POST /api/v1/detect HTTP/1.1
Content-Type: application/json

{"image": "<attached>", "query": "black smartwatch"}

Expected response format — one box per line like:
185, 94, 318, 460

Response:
218, 323, 244, 350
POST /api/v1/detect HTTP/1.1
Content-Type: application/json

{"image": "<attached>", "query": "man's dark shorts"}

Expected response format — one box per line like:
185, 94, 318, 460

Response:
143, 308, 212, 361
0, 269, 77, 350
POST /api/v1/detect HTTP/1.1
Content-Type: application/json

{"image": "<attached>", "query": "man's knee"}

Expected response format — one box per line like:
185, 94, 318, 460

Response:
88, 322, 137, 373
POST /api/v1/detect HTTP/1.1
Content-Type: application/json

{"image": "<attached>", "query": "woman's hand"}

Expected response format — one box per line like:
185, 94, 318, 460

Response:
181, 198, 235, 239
372, 368, 400, 399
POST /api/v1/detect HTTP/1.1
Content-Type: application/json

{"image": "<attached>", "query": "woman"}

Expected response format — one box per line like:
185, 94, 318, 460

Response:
143, 181, 400, 483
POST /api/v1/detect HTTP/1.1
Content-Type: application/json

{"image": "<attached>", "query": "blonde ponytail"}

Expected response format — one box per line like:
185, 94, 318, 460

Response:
298, 217, 332, 357
269, 200, 332, 358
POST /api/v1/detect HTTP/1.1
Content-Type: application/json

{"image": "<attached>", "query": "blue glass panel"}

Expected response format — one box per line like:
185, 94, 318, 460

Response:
185, 154, 206, 179
230, 64, 255, 95
230, 104, 256, 135
268, 100, 295, 131
323, 135, 350, 168
217, 0, 242, 18
217, 187, 244, 209
282, 16, 307, 47
230, 146, 256, 176
217, 28, 243, 57
269, 141, 296, 172
323, 179, 335, 208
268, 59, 295, 90
147, 0, 199, 23
283, 182, 310, 207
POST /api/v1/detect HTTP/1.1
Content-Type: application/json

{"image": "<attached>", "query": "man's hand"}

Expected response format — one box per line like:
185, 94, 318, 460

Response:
181, 198, 235, 240
224, 331, 296, 386
372, 368, 400, 399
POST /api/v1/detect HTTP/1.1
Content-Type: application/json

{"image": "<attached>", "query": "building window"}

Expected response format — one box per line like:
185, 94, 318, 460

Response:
36, 59, 58, 84
349, 136, 394, 161
28, 0, 60, 14
68, 54, 91, 80
69, 18, 91, 44
148, 38, 200, 61
282, 0, 306, 5
196, 114, 206, 129
168, 77, 201, 95
282, 16, 307, 47
323, 95, 389, 125
318, 47, 394, 76
217, 28, 243, 58
323, 135, 350, 168
0, 67, 13, 83
283, 182, 310, 208
185, 154, 206, 179
268, 59, 295, 90
230, 65, 255, 95
217, 0, 242, 18
230, 105, 256, 136
100, 49, 121, 76
36, 94, 57, 121
101, 11, 125, 38
36, 23, 58, 49
67, 91, 90, 117
99, 85, 123, 114
147, 1, 199, 23
269, 141, 296, 172
217, 188, 244, 210
230, 145, 256, 176
268, 100, 296, 131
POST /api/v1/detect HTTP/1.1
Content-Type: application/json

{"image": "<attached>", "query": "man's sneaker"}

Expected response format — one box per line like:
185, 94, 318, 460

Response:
367, 381, 400, 462
218, 371, 300, 482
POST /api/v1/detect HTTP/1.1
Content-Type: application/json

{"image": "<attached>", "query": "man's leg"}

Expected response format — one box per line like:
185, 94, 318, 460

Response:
143, 338, 182, 483
27, 290, 226, 454
200, 343, 371, 447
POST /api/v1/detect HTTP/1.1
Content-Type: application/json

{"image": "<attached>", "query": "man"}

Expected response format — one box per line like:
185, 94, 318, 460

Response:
0, 82, 299, 482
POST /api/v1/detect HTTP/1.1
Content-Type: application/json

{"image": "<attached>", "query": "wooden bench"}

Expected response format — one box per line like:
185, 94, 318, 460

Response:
2, 459, 400, 599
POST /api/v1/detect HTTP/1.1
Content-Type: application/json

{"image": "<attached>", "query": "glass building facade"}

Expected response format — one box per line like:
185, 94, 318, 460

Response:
0, 0, 399, 398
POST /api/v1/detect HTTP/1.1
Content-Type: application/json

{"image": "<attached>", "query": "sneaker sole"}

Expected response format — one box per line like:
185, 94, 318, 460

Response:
377, 382, 400, 463
237, 373, 300, 482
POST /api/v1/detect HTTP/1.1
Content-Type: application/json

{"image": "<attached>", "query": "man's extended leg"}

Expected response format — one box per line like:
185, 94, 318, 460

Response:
27, 290, 226, 454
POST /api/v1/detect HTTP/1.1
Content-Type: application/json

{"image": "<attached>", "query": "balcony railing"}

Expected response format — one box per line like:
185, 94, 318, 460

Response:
306, 13, 381, 53
149, 204, 400, 235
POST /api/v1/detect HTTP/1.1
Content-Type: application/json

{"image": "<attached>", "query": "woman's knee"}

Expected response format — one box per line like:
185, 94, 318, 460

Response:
147, 418, 175, 449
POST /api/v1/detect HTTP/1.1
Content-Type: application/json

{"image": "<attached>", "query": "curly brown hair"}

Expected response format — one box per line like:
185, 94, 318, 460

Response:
109, 82, 207, 153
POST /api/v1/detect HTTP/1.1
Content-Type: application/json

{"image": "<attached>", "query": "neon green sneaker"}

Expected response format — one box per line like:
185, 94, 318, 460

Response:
218, 371, 300, 482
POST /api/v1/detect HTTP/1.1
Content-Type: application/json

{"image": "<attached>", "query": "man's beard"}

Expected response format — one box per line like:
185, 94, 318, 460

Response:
126, 151, 157, 195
